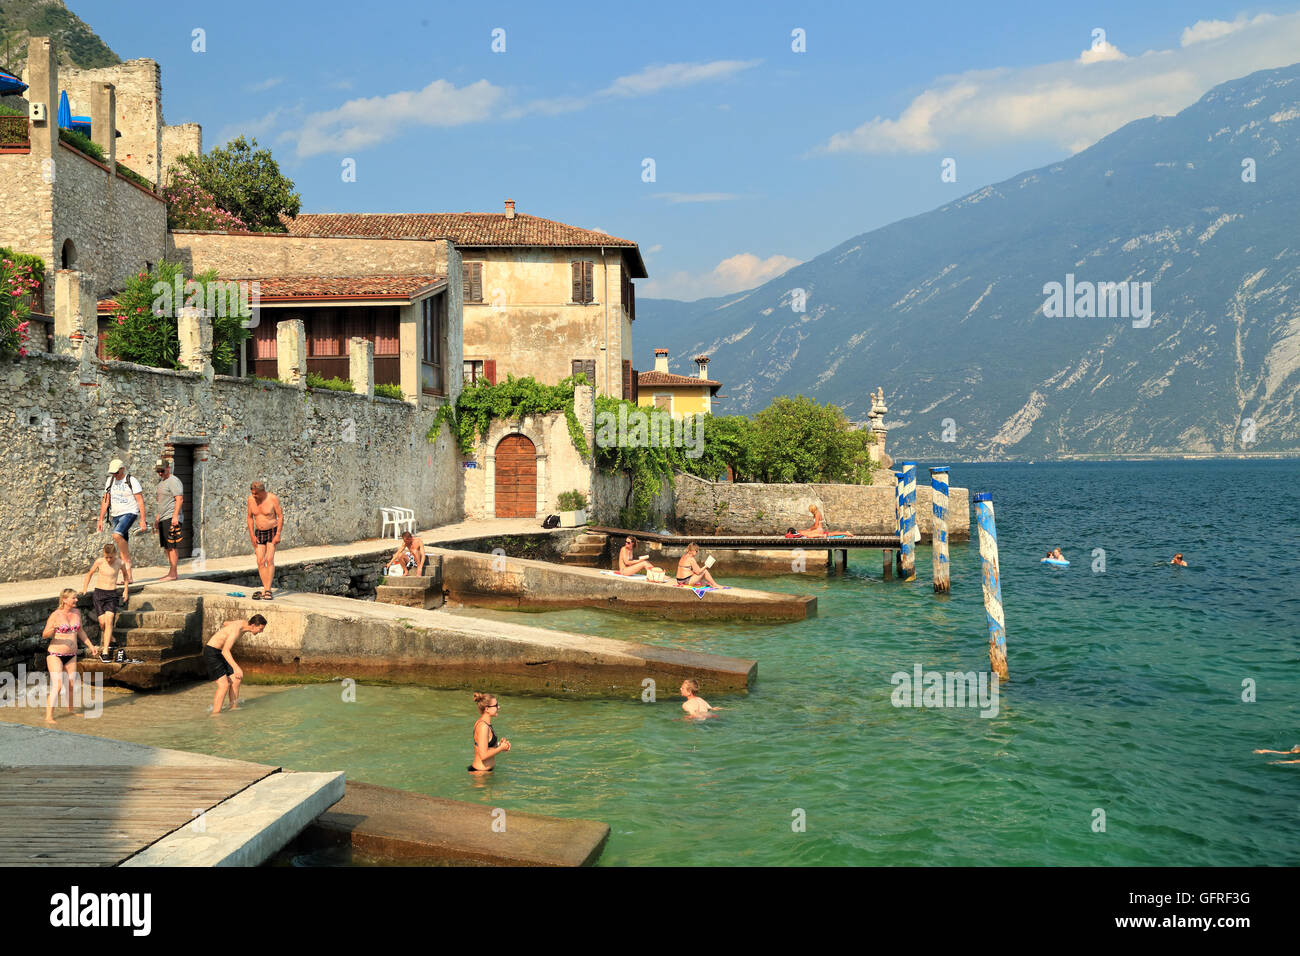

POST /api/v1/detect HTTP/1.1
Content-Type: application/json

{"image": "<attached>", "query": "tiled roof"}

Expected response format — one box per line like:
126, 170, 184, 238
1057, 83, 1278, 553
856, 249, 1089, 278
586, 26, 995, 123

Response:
638, 370, 721, 389
97, 274, 445, 312
283, 213, 648, 278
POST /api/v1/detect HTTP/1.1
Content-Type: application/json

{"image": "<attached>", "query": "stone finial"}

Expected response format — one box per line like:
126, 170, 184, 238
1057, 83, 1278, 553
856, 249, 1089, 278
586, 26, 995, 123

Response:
276, 317, 307, 388
349, 336, 374, 399
177, 306, 212, 382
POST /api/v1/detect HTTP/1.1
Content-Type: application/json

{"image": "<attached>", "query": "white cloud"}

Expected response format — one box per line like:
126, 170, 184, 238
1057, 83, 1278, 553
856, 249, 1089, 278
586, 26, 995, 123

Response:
651, 192, 741, 204
510, 59, 759, 117
245, 76, 285, 93
287, 79, 504, 157
646, 244, 663, 254
818, 11, 1300, 156
1181, 14, 1275, 47
642, 252, 801, 300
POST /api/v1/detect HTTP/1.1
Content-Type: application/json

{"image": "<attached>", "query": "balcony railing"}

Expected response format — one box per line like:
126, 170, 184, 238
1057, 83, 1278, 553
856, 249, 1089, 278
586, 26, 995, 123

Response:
0, 115, 29, 149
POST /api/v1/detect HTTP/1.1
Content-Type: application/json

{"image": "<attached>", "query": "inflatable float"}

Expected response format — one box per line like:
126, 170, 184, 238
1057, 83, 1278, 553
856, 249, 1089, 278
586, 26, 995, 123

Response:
1040, 557, 1070, 567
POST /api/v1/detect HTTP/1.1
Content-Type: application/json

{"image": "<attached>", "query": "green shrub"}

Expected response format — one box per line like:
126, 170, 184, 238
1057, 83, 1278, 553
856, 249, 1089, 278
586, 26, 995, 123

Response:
116, 163, 154, 192
306, 371, 354, 392
374, 382, 404, 400
1, 248, 43, 359
558, 490, 587, 511
59, 127, 105, 163
429, 374, 589, 457
167, 136, 300, 232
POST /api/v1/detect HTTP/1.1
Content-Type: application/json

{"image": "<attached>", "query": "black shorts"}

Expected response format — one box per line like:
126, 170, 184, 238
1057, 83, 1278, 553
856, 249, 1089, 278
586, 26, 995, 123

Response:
203, 645, 234, 681
92, 588, 118, 617
255, 528, 275, 546
158, 517, 182, 550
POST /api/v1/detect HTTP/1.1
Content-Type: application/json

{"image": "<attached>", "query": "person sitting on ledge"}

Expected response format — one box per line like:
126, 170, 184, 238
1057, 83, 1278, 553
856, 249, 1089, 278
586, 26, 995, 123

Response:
1170, 553, 1188, 567
618, 536, 660, 576
798, 504, 829, 537
676, 542, 719, 588
387, 530, 426, 576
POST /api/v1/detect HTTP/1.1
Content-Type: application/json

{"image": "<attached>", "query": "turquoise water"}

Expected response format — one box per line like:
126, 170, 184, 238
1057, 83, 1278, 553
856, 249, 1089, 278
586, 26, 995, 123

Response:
134, 460, 1300, 865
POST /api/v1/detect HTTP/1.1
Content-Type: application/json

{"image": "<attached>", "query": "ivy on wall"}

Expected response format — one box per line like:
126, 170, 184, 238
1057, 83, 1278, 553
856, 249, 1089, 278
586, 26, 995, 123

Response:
427, 374, 591, 458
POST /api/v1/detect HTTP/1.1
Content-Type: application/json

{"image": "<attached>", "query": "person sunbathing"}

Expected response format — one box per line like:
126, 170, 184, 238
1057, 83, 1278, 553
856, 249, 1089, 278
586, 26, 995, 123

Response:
798, 504, 829, 537
618, 536, 660, 576
676, 542, 719, 588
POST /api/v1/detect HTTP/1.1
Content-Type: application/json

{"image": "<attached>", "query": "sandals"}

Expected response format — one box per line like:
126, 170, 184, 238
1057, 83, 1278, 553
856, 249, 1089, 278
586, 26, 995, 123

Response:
251, 591, 264, 600
262, 591, 274, 601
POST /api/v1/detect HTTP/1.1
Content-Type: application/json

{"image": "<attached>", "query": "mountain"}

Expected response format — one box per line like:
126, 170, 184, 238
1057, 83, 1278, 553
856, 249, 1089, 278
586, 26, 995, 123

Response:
638, 64, 1300, 458
0, 0, 119, 75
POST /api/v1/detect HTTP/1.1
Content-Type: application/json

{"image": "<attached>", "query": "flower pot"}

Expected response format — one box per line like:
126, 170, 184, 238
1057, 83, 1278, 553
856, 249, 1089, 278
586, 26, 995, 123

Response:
559, 509, 587, 528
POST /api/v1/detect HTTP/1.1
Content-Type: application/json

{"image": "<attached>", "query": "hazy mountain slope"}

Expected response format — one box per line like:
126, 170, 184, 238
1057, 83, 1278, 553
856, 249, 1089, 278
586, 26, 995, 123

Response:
0, 0, 120, 74
640, 63, 1300, 457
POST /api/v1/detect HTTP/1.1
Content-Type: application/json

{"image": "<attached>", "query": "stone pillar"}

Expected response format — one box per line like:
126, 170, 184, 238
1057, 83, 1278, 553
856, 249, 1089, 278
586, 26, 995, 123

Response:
573, 384, 595, 447
177, 306, 213, 381
53, 270, 99, 384
276, 317, 307, 388
350, 336, 374, 399
398, 301, 419, 403
89, 82, 116, 168
24, 38, 58, 165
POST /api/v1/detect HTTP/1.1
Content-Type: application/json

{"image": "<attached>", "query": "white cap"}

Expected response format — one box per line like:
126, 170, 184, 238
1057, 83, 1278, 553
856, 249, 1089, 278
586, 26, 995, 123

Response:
108, 458, 125, 473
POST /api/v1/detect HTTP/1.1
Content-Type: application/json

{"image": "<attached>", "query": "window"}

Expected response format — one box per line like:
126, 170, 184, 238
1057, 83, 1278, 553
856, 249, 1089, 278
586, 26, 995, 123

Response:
421, 295, 444, 394
464, 360, 499, 386
654, 393, 673, 412
571, 260, 594, 304
462, 262, 483, 303
571, 358, 596, 385
621, 269, 635, 320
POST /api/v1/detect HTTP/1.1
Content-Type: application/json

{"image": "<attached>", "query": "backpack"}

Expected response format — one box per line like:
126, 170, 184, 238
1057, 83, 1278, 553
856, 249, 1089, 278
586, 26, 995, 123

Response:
542, 514, 560, 529
104, 472, 139, 507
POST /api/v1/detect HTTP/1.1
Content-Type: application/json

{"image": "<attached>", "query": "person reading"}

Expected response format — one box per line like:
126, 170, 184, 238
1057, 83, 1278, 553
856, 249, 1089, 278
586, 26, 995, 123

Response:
618, 536, 659, 576
676, 542, 719, 588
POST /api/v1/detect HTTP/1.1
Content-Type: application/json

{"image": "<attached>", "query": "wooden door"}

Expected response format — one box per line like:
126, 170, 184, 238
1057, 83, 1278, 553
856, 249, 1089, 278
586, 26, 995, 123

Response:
170, 446, 196, 557
494, 435, 537, 518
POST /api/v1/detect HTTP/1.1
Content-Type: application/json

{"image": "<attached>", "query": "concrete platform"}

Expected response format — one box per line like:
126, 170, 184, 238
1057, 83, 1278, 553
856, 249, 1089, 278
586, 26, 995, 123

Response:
300, 781, 609, 866
0, 724, 342, 867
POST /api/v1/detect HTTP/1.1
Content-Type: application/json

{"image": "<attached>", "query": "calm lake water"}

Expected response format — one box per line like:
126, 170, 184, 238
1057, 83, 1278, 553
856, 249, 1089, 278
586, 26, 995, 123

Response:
123, 460, 1300, 865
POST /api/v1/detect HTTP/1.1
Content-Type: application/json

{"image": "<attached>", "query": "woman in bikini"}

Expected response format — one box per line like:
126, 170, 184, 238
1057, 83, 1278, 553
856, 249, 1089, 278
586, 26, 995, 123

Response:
618, 536, 660, 576
798, 504, 829, 537
42, 588, 96, 723
676, 542, 719, 588
469, 691, 511, 773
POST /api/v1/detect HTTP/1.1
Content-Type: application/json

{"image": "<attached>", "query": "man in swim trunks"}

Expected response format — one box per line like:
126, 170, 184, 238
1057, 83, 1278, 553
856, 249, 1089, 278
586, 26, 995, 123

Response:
618, 536, 659, 576
80, 542, 129, 661
246, 482, 283, 600
204, 613, 266, 715
387, 530, 426, 576
96, 459, 149, 585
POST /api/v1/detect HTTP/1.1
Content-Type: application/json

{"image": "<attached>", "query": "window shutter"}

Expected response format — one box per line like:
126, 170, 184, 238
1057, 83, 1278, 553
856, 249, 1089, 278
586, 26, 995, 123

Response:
628, 282, 634, 320
572, 262, 582, 303
462, 263, 470, 300
484, 359, 497, 385
470, 263, 482, 303
571, 359, 584, 378
583, 262, 594, 304
584, 359, 596, 384
622, 360, 632, 400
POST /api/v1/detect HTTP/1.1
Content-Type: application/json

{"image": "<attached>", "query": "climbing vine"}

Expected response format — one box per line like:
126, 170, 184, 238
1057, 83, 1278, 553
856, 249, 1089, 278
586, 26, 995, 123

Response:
428, 374, 591, 457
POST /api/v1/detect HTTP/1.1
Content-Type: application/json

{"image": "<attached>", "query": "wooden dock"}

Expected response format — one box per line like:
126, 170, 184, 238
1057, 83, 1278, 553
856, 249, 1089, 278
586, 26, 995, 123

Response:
0, 764, 274, 866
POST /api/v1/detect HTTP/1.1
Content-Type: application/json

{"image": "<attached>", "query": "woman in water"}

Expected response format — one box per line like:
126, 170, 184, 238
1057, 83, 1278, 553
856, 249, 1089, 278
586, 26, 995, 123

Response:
676, 542, 719, 588
42, 588, 96, 723
469, 691, 510, 773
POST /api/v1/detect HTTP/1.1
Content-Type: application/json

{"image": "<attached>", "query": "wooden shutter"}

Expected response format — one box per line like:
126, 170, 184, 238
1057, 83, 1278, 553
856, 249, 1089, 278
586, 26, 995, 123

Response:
484, 359, 497, 385
464, 263, 483, 302
622, 360, 632, 400
584, 359, 596, 384
627, 281, 634, 320
582, 262, 594, 304
571, 262, 582, 303
463, 263, 470, 300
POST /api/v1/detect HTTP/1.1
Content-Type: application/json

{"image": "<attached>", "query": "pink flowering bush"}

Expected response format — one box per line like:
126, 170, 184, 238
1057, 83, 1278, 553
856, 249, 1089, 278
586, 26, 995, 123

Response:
0, 248, 44, 359
163, 167, 248, 232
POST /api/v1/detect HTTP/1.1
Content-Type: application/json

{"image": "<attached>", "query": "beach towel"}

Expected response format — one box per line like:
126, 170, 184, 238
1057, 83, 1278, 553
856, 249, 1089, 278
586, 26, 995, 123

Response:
676, 584, 732, 598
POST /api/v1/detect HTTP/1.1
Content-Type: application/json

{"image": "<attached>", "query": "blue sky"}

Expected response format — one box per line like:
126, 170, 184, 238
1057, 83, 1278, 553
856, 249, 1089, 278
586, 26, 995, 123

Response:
71, 1, 1300, 299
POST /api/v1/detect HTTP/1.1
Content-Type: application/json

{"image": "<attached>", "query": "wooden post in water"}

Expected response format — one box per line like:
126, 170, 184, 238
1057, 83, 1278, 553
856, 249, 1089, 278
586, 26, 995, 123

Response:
930, 466, 950, 594
882, 549, 893, 580
973, 492, 1008, 680
899, 462, 917, 580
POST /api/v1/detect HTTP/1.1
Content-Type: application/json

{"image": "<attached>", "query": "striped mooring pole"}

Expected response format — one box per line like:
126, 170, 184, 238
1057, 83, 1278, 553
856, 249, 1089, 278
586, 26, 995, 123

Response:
973, 492, 1008, 680
930, 467, 950, 593
899, 462, 917, 580
892, 471, 904, 577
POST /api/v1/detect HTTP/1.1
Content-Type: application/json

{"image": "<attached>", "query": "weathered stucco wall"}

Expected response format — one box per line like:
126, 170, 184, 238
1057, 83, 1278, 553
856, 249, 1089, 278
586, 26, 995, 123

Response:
672, 474, 971, 539
461, 247, 633, 397
0, 352, 463, 582
462, 412, 593, 520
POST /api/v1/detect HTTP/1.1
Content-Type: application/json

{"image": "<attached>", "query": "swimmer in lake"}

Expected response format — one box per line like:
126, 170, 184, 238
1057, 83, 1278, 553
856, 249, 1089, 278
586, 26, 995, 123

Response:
469, 691, 510, 773
681, 679, 718, 718
618, 536, 659, 576
1052, 548, 1065, 561
1170, 553, 1188, 567
1254, 744, 1300, 763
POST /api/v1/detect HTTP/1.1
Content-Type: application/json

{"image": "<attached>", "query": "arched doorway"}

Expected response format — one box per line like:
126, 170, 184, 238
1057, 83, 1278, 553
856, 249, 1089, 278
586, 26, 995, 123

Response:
494, 434, 537, 517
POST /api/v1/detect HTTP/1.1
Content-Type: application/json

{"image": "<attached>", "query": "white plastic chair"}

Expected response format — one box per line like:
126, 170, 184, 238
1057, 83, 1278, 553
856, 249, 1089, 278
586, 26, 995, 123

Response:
388, 506, 416, 536
380, 507, 399, 539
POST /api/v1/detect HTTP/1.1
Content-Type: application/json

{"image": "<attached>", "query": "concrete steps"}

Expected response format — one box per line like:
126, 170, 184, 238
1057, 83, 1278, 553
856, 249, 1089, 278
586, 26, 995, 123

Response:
562, 532, 609, 569
97, 599, 204, 691
376, 559, 443, 610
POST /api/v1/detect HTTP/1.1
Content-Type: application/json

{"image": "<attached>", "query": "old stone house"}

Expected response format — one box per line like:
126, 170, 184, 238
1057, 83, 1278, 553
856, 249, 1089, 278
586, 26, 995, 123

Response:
638, 349, 721, 417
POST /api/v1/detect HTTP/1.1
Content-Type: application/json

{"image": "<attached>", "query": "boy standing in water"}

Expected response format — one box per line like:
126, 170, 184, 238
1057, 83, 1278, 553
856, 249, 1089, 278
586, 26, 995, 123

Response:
204, 614, 267, 715
681, 679, 718, 718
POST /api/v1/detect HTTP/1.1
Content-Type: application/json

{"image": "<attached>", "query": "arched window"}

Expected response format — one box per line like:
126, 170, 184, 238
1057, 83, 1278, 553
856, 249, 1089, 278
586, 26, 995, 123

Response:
60, 239, 76, 269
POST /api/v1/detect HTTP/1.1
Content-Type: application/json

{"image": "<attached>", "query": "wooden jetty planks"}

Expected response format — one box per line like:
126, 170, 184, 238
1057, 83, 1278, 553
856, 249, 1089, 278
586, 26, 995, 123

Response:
0, 765, 276, 866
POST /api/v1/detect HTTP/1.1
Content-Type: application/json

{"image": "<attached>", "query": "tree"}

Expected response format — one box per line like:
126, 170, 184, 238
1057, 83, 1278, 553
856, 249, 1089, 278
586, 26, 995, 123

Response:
169, 136, 301, 232
750, 395, 874, 484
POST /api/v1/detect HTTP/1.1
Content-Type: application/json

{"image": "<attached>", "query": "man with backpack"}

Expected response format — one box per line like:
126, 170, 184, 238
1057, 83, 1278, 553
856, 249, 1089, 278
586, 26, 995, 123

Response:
96, 458, 149, 585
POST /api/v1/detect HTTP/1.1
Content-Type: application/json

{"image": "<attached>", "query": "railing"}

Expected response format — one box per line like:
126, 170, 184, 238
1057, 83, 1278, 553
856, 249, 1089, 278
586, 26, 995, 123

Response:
0, 115, 29, 149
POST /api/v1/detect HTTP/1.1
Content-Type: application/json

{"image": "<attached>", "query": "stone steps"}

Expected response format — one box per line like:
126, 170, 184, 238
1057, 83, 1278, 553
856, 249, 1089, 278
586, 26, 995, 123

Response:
80, 651, 206, 690
376, 561, 443, 610
562, 532, 608, 568
95, 601, 203, 691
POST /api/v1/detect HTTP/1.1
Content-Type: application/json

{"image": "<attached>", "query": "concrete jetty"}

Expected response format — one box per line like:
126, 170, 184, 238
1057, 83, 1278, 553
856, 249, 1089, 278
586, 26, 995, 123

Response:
0, 724, 342, 866
299, 781, 610, 866
437, 548, 815, 620
163, 581, 758, 698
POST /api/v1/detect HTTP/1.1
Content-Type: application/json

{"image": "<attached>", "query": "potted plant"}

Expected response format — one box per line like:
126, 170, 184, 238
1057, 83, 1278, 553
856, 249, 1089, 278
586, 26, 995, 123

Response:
557, 489, 588, 528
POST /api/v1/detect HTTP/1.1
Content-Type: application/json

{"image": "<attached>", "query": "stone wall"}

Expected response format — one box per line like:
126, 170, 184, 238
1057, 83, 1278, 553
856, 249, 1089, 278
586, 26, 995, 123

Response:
0, 149, 52, 275
672, 474, 971, 539
0, 351, 463, 583
170, 231, 448, 278
589, 471, 674, 529
61, 59, 164, 185
160, 123, 201, 182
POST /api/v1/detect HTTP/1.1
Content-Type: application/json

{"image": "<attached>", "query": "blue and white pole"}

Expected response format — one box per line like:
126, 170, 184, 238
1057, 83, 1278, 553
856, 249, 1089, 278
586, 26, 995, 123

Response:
930, 467, 950, 594
973, 492, 1008, 680
900, 462, 917, 580
890, 471, 903, 578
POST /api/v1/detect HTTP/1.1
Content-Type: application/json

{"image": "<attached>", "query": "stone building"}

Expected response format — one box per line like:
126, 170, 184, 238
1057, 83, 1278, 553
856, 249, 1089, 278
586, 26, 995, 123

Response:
637, 349, 721, 417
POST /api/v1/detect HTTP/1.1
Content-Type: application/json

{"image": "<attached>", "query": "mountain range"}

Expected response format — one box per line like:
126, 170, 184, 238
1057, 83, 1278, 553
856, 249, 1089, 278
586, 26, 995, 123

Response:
638, 63, 1300, 458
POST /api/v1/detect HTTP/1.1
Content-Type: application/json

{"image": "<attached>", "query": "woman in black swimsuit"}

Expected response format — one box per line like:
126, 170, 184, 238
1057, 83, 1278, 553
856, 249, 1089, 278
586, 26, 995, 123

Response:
469, 692, 510, 773
41, 588, 95, 723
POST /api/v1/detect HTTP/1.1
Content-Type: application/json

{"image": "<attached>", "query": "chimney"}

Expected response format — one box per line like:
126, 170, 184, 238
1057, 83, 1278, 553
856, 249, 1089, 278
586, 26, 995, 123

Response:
694, 354, 710, 380
504, 199, 515, 220
654, 348, 669, 373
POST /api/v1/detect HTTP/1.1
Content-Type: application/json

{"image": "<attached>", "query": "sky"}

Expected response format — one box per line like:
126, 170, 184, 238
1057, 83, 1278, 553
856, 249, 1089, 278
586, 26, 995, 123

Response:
67, 0, 1300, 300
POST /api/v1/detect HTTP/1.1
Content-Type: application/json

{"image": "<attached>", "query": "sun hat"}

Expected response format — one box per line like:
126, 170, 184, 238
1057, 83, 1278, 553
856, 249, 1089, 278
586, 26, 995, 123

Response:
107, 458, 125, 473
